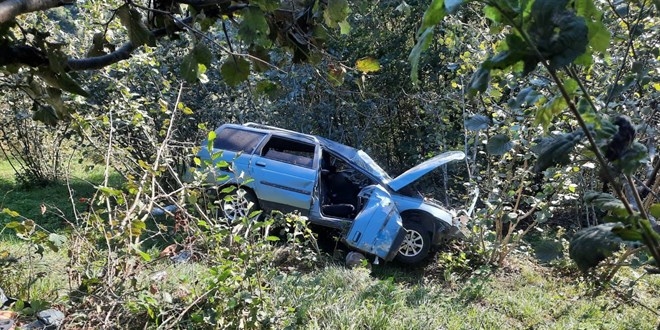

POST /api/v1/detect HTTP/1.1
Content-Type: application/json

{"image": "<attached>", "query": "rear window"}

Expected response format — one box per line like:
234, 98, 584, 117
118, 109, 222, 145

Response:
261, 136, 315, 168
214, 128, 266, 153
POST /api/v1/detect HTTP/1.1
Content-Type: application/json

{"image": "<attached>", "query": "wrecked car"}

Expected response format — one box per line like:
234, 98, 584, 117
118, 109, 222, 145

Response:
195, 123, 466, 264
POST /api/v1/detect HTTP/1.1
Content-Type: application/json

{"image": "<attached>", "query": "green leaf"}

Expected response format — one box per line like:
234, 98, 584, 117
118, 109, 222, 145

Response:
532, 131, 583, 172
486, 134, 514, 155
421, 0, 447, 30
255, 80, 280, 98
535, 96, 567, 131
616, 142, 648, 175
649, 204, 660, 219
409, 27, 434, 84
468, 66, 490, 95
47, 233, 67, 252
529, 1, 589, 70
445, 0, 465, 13
180, 53, 198, 83
584, 191, 626, 213
483, 6, 502, 23
239, 7, 270, 46
37, 69, 90, 97
338, 19, 351, 35
569, 223, 625, 272
464, 115, 491, 131
193, 43, 213, 67
355, 57, 380, 73
32, 105, 59, 127
116, 5, 155, 47
252, 0, 279, 12
2, 208, 20, 217
221, 57, 250, 86
324, 0, 350, 28
138, 250, 152, 262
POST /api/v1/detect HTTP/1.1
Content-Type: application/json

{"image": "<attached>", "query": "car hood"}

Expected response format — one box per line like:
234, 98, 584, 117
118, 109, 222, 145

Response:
388, 151, 465, 192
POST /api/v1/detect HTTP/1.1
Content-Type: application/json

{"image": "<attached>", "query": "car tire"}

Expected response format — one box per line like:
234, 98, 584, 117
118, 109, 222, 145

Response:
219, 187, 261, 223
395, 221, 431, 264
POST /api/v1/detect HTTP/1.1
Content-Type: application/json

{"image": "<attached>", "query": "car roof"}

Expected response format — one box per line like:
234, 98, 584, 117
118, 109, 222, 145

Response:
217, 123, 362, 159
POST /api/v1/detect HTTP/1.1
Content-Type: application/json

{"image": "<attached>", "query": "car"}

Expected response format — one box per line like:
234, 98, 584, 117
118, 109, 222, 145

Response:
194, 123, 467, 264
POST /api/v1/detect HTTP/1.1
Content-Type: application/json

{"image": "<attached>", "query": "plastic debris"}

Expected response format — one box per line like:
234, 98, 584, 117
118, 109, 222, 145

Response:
150, 204, 178, 216
0, 311, 16, 330
170, 250, 192, 263
0, 288, 6, 307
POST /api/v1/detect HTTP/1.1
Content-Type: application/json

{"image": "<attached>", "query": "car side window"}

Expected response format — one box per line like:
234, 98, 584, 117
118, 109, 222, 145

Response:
261, 136, 315, 169
214, 128, 266, 153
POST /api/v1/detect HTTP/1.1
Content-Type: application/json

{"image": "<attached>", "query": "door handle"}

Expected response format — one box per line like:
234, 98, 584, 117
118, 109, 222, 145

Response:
255, 161, 266, 167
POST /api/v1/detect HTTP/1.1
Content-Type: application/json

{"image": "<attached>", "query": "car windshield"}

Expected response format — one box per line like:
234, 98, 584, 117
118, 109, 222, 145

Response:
317, 137, 392, 183
350, 150, 392, 183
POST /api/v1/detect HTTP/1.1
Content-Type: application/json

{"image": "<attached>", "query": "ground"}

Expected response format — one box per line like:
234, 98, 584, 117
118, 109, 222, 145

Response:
1, 160, 659, 329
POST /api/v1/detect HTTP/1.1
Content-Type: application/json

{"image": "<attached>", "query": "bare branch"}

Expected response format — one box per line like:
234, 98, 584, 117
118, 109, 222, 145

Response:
0, 0, 71, 23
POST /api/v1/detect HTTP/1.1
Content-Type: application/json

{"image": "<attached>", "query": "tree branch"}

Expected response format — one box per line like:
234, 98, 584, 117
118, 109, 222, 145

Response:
67, 16, 191, 71
0, 0, 71, 23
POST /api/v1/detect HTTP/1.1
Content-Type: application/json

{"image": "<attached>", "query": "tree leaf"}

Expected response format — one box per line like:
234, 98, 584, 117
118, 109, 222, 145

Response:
535, 96, 566, 131
464, 114, 491, 131
468, 66, 490, 95
251, 0, 279, 12
180, 53, 197, 83
486, 134, 514, 155
409, 27, 434, 84
48, 233, 67, 252
532, 131, 583, 172
193, 42, 213, 67
421, 0, 447, 30
239, 7, 270, 46
650, 204, 660, 219
324, 0, 350, 28
116, 5, 155, 47
616, 142, 648, 175
584, 191, 626, 213
569, 223, 625, 272
221, 57, 250, 86
37, 69, 90, 97
355, 57, 380, 73
32, 105, 59, 127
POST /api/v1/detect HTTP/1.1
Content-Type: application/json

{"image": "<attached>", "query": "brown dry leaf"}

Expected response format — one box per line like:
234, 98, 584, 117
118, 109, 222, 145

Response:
149, 283, 159, 295
159, 244, 178, 258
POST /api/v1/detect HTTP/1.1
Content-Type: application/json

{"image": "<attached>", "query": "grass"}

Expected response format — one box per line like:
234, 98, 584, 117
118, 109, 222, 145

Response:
2, 158, 659, 329
0, 159, 121, 231
270, 259, 660, 329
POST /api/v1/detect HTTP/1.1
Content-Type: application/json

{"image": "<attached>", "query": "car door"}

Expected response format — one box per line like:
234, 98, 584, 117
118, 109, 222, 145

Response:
344, 185, 406, 261
250, 135, 317, 212
197, 126, 267, 187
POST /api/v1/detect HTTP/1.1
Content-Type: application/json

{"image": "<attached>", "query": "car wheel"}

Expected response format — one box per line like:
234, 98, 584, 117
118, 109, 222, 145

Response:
219, 187, 260, 222
395, 222, 431, 264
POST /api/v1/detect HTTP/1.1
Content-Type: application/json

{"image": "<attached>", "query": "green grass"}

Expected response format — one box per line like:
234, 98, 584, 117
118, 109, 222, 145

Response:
0, 159, 121, 231
270, 259, 660, 329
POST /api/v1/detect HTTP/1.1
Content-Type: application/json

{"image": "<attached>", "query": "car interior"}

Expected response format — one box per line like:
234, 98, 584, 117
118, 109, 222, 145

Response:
320, 151, 374, 219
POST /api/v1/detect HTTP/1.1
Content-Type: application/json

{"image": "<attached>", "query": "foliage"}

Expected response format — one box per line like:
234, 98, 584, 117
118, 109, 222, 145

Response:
413, 0, 660, 277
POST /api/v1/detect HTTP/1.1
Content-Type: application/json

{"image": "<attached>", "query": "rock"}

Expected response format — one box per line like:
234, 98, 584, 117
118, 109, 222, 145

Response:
22, 309, 65, 330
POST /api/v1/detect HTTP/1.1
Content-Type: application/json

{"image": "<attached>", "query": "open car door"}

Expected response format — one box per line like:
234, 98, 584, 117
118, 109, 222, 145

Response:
344, 185, 407, 261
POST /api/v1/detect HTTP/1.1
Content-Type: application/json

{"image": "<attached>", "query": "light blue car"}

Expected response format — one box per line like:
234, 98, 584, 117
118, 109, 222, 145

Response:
196, 123, 467, 264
